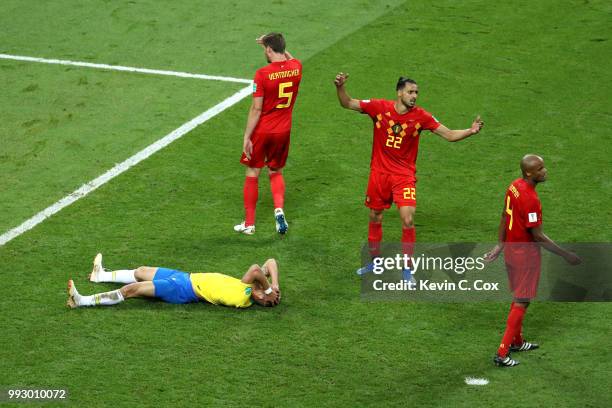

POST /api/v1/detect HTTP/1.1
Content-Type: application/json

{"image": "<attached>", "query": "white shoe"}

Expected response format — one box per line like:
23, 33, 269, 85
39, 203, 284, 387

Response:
274, 208, 288, 235
234, 222, 255, 235
356, 263, 374, 276
67, 279, 80, 309
90, 253, 104, 282
402, 268, 417, 286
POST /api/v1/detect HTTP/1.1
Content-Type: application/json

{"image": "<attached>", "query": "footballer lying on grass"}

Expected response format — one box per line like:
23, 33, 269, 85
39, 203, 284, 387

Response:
67, 254, 281, 308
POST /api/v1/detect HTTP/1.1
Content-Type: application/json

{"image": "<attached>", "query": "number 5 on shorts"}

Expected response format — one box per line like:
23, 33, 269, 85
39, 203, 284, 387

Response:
403, 187, 416, 201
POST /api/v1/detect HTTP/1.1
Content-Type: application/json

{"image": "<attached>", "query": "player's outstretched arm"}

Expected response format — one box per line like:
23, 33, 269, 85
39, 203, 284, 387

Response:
529, 226, 582, 265
433, 116, 484, 142
334, 73, 362, 112
243, 97, 263, 159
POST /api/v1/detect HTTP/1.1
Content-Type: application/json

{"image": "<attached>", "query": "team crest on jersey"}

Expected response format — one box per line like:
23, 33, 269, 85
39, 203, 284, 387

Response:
252, 83, 257, 93
392, 124, 403, 135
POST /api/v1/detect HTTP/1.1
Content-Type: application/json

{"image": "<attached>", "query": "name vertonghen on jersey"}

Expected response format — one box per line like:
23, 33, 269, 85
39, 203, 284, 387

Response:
267, 69, 301, 80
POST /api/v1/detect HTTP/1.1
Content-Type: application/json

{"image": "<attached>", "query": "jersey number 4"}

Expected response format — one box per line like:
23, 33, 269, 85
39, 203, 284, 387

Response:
505, 196, 513, 231
276, 82, 294, 109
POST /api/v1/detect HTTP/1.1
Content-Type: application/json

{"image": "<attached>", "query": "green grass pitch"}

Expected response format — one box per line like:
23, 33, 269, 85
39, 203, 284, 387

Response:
0, 0, 610, 406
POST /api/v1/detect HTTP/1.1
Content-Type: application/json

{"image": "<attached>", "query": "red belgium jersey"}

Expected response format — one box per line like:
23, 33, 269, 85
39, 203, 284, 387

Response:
359, 99, 440, 178
252, 59, 302, 134
503, 178, 543, 243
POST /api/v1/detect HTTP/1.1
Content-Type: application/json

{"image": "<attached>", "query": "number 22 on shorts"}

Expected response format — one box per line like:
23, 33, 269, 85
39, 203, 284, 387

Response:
276, 82, 293, 108
403, 187, 416, 201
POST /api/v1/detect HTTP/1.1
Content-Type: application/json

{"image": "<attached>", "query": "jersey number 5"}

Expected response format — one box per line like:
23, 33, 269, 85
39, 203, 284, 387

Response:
505, 196, 513, 231
276, 82, 294, 109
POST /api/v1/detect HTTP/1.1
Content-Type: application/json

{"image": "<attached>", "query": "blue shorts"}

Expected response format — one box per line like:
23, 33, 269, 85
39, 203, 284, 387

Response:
152, 268, 199, 304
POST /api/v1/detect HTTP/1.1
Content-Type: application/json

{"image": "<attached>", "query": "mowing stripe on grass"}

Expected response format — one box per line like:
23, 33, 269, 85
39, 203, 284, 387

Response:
0, 53, 251, 83
0, 84, 252, 247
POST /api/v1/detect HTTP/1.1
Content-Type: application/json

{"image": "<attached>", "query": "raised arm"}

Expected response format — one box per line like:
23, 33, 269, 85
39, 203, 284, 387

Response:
262, 258, 280, 293
433, 116, 484, 142
241, 264, 271, 289
334, 72, 362, 112
241, 264, 280, 304
242, 97, 263, 159
529, 226, 581, 265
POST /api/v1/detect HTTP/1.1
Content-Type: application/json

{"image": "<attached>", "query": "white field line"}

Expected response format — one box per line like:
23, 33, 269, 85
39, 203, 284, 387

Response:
465, 377, 489, 386
0, 84, 252, 247
0, 53, 251, 84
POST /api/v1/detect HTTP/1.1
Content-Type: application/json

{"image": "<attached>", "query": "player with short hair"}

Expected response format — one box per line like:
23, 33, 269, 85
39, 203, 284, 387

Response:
484, 154, 581, 367
334, 73, 484, 276
67, 254, 281, 308
235, 32, 302, 236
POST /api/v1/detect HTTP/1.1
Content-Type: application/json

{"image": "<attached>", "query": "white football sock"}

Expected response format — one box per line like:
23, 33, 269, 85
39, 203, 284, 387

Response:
78, 289, 125, 307
95, 269, 136, 283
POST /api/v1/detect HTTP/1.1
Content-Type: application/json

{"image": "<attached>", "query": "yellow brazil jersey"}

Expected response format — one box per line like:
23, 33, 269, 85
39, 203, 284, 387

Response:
190, 273, 253, 308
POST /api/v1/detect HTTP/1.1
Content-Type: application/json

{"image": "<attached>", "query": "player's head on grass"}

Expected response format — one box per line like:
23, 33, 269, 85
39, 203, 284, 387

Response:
521, 154, 547, 184
396, 77, 419, 109
250, 287, 279, 307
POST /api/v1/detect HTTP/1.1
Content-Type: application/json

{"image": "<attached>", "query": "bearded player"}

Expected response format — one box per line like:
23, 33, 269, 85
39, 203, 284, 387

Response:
334, 73, 484, 276
484, 155, 581, 367
67, 254, 281, 309
234, 32, 302, 236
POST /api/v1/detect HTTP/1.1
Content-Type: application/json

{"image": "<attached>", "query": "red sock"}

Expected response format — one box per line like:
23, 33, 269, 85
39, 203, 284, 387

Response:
513, 307, 526, 346
368, 221, 383, 258
269, 173, 285, 209
497, 304, 526, 357
401, 227, 416, 259
243, 176, 258, 227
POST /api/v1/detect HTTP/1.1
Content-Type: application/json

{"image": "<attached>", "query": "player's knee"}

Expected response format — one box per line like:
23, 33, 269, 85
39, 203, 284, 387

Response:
369, 210, 384, 222
246, 167, 261, 177
402, 216, 414, 228
265, 258, 277, 268
134, 266, 147, 281
121, 283, 140, 298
